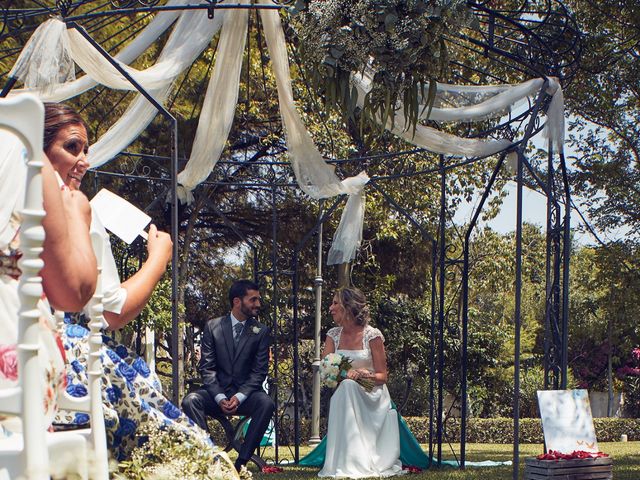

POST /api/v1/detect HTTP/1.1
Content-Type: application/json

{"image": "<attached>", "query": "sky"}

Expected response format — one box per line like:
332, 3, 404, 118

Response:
451, 107, 629, 246
452, 180, 592, 244
451, 153, 631, 247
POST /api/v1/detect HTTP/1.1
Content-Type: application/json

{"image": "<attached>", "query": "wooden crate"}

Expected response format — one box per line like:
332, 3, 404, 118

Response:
524, 457, 613, 480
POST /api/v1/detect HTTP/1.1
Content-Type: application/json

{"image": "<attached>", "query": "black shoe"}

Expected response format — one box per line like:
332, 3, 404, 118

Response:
234, 459, 246, 473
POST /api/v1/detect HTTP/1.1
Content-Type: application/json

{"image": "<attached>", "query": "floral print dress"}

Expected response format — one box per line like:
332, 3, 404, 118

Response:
55, 313, 211, 461
52, 207, 211, 460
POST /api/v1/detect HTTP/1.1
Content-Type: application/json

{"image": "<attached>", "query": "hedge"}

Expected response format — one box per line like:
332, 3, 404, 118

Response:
207, 416, 640, 446
402, 417, 640, 444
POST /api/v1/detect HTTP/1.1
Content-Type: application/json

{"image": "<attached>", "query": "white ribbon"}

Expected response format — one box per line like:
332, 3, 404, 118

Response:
177, 0, 248, 195
259, 0, 370, 264
9, 18, 75, 93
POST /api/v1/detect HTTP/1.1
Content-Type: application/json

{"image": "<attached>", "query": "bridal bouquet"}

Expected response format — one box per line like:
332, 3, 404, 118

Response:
319, 353, 374, 391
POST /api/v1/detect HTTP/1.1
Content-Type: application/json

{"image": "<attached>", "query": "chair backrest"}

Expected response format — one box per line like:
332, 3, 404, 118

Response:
86, 232, 109, 480
53, 209, 109, 480
0, 94, 49, 478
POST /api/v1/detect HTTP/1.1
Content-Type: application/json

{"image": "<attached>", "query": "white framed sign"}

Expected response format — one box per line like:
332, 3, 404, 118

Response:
537, 389, 599, 453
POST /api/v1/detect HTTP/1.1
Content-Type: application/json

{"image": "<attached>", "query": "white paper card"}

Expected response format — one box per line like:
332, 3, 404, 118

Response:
90, 188, 151, 244
537, 389, 599, 453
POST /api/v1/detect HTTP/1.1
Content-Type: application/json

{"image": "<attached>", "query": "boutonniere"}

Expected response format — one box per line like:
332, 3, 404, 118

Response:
251, 326, 261, 334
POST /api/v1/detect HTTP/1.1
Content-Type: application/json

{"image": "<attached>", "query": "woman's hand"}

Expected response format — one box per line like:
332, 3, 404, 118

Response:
347, 368, 372, 380
146, 224, 172, 265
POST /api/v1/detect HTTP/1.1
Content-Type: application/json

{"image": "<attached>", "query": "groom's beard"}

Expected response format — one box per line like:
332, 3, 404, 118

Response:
240, 301, 259, 319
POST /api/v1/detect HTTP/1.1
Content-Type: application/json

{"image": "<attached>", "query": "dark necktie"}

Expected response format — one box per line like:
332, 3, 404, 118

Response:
233, 322, 244, 346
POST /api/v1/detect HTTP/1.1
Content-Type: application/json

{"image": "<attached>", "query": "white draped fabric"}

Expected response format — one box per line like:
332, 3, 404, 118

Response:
8, 19, 75, 94
11, 1, 186, 101
6, 3, 565, 264
176, 0, 248, 196
88, 8, 225, 167
258, 0, 369, 264
351, 71, 564, 156
10, 9, 224, 167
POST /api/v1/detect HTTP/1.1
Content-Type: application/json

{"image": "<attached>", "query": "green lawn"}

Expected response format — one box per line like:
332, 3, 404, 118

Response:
240, 442, 640, 479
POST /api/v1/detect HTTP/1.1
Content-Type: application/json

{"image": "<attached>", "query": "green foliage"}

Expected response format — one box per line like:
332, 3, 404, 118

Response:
289, 0, 477, 131
136, 272, 183, 334
564, 0, 640, 241
569, 243, 640, 395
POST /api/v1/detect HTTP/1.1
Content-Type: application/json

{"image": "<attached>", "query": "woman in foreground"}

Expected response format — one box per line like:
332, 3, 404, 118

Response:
43, 102, 210, 460
0, 126, 97, 434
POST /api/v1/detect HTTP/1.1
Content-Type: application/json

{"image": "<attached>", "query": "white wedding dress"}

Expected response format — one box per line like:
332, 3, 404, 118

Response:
319, 325, 405, 478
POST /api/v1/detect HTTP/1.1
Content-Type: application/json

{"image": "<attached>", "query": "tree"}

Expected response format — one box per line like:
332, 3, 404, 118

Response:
564, 0, 640, 242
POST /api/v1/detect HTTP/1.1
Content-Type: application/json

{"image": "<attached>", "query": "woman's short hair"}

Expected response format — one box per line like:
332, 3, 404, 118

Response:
336, 287, 370, 326
43, 103, 88, 152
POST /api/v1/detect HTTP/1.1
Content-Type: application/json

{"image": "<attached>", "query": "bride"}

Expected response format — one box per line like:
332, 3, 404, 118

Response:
318, 287, 405, 478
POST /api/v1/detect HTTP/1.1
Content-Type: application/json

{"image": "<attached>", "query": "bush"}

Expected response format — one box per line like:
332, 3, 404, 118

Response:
208, 416, 640, 447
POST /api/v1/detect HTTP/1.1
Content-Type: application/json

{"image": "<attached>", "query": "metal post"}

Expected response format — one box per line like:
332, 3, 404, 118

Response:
513, 150, 524, 480
436, 155, 446, 465
543, 145, 554, 390
170, 117, 180, 404
428, 241, 436, 466
271, 182, 281, 464
559, 153, 571, 388
310, 204, 324, 445
0, 76, 17, 97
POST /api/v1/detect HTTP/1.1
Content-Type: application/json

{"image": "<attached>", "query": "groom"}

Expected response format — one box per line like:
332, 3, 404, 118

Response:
182, 279, 274, 472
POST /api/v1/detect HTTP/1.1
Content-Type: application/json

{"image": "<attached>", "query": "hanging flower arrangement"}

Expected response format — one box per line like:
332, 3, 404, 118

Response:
288, 0, 478, 130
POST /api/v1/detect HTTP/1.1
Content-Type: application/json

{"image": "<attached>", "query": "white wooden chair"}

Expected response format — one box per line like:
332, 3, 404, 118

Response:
55, 231, 109, 480
0, 94, 108, 480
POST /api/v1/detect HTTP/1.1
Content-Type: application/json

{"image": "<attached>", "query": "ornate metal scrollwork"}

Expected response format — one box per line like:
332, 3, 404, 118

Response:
0, 1, 29, 40
109, 0, 161, 9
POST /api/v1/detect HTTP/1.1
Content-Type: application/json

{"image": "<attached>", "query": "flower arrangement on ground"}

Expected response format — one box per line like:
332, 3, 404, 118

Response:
116, 420, 251, 480
320, 352, 375, 391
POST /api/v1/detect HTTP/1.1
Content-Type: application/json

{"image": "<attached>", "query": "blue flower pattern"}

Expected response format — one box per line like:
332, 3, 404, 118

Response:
106, 385, 122, 403
162, 402, 181, 420
66, 382, 88, 398
65, 324, 89, 339
115, 345, 128, 359
74, 412, 90, 424
116, 362, 137, 383
54, 314, 211, 460
106, 349, 122, 364
132, 357, 151, 378
71, 359, 84, 374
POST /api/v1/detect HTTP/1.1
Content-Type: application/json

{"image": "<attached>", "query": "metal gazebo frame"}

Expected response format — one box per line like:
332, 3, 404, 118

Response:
1, 1, 580, 477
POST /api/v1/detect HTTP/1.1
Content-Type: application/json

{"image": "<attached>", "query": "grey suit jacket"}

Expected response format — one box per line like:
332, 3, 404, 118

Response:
199, 314, 271, 400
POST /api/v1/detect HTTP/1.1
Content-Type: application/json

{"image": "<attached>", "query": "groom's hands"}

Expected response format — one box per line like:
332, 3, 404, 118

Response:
220, 395, 240, 415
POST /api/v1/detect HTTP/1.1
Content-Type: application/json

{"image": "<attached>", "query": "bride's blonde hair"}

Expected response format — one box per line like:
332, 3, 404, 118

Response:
336, 287, 370, 326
